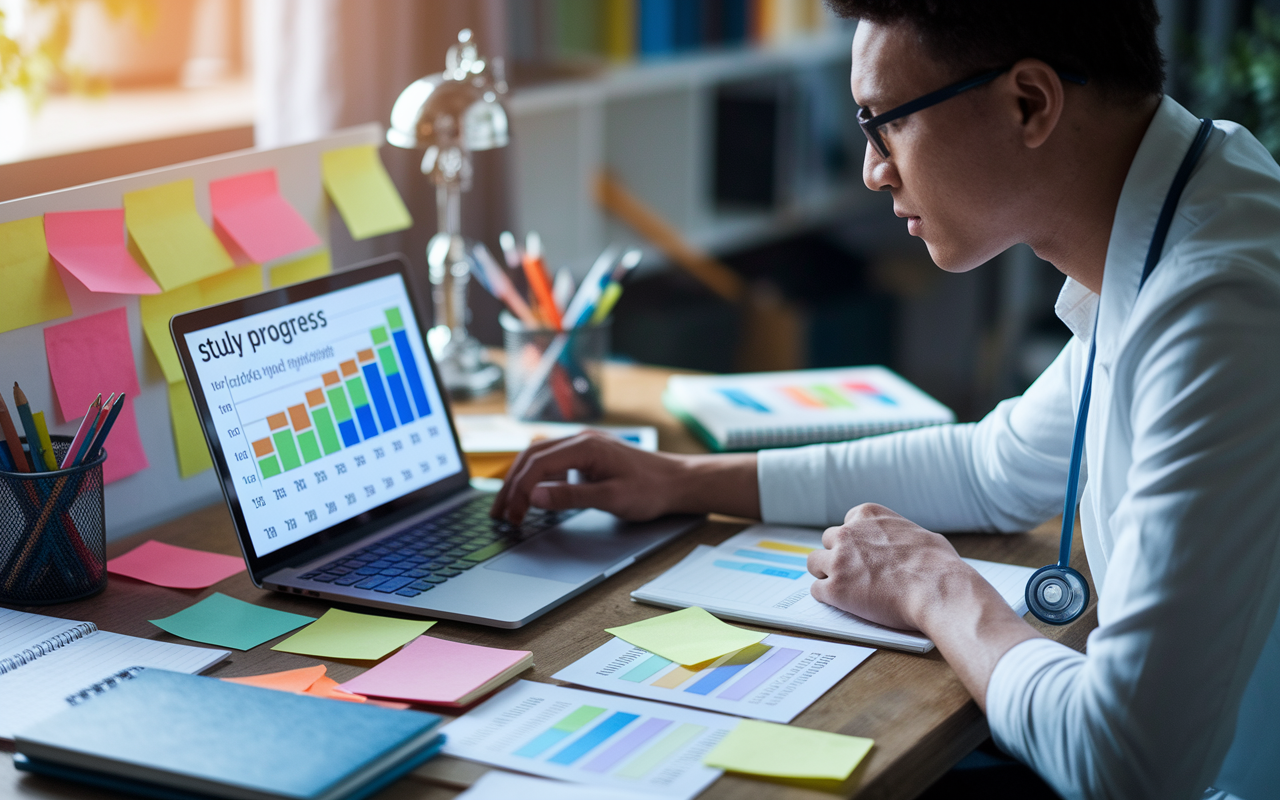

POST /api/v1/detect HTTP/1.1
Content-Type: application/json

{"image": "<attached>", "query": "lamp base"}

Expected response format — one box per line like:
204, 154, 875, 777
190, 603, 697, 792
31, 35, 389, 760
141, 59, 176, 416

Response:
428, 326, 503, 399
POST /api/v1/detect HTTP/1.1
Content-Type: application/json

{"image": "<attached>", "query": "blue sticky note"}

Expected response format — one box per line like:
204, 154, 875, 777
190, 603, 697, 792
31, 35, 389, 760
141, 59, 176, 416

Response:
150, 592, 315, 651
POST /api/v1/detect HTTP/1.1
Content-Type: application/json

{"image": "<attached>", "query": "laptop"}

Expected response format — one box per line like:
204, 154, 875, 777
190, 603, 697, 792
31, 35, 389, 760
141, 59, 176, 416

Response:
170, 254, 699, 627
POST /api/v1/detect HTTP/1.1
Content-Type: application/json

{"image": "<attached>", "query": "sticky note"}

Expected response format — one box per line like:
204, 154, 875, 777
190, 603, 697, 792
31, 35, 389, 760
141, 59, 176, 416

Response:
321, 145, 413, 240
201, 262, 264, 305
269, 249, 332, 288
43, 209, 161, 295
150, 592, 315, 651
43, 308, 142, 421
0, 216, 72, 335
169, 381, 212, 478
209, 169, 322, 264
341, 636, 532, 705
304, 674, 367, 702
107, 539, 245, 589
605, 607, 766, 666
140, 284, 204, 383
272, 608, 435, 661
123, 179, 234, 291
223, 665, 328, 693
703, 719, 874, 781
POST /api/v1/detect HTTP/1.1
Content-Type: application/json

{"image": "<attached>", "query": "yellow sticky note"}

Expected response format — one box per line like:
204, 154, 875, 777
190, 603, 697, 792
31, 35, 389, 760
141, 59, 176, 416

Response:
703, 720, 874, 781
140, 285, 204, 384
605, 607, 766, 666
168, 381, 212, 478
201, 263, 264, 305
0, 216, 72, 335
269, 249, 332, 288
124, 179, 234, 291
272, 608, 435, 661
321, 145, 413, 240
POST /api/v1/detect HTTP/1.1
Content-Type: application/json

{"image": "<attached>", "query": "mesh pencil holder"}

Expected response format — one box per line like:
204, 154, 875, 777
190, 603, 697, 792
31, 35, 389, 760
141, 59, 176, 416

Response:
0, 436, 108, 605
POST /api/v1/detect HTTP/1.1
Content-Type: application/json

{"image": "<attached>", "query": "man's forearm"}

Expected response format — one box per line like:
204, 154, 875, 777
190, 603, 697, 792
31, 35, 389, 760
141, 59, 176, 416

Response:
666, 453, 761, 519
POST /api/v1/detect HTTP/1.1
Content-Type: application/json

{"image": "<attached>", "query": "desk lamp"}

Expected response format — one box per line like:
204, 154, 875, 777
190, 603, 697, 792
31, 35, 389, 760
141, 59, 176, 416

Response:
387, 28, 507, 397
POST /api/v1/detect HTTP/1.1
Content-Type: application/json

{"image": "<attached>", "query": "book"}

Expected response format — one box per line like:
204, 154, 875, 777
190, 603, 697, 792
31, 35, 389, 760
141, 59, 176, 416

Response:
663, 365, 955, 451
630, 525, 1036, 653
14, 669, 446, 800
340, 635, 533, 707
0, 608, 228, 741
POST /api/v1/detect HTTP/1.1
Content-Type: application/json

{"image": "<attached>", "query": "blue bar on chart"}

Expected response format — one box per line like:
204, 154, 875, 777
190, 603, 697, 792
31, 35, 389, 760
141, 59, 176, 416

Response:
513, 705, 606, 759
621, 654, 672, 683
371, 324, 415, 425
734, 548, 808, 567
684, 642, 771, 696
713, 559, 806, 580
714, 647, 804, 702
386, 307, 432, 418
582, 717, 673, 773
358, 348, 398, 432
341, 359, 380, 440
547, 712, 640, 765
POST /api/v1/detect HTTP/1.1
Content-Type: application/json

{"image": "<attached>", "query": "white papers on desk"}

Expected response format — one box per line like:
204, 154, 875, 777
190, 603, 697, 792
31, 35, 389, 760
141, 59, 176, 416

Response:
631, 525, 1036, 654
553, 633, 873, 723
457, 771, 655, 800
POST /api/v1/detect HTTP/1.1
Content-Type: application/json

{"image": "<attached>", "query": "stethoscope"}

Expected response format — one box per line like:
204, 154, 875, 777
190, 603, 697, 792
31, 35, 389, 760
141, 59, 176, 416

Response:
1026, 117, 1216, 625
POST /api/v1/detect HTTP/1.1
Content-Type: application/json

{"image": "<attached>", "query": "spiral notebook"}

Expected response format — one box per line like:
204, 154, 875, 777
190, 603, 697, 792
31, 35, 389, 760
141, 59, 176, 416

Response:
0, 608, 228, 741
663, 366, 955, 452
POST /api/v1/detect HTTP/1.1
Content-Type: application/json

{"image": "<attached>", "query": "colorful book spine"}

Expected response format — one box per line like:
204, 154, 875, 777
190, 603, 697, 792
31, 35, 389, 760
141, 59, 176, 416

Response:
603, 0, 637, 61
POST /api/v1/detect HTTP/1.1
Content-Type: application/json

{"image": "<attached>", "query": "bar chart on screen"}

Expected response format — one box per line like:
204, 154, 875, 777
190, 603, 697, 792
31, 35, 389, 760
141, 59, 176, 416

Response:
440, 681, 732, 800
553, 633, 873, 723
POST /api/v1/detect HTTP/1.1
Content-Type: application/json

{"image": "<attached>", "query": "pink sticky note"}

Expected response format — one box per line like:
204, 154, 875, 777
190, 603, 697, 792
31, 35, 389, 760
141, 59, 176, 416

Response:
44, 209, 161, 295
99, 397, 150, 484
209, 170, 321, 264
341, 636, 532, 706
107, 539, 246, 589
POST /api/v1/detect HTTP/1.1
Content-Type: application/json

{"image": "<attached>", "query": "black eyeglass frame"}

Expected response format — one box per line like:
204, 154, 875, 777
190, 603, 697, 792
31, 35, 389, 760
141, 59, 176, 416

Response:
857, 66, 1088, 158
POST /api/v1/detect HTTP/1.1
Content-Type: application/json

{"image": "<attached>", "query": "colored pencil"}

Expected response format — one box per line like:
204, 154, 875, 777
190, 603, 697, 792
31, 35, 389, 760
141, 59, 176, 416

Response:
522, 232, 563, 330
71, 393, 113, 467
83, 393, 125, 463
31, 411, 58, 471
60, 394, 102, 469
0, 389, 28, 472
13, 383, 44, 472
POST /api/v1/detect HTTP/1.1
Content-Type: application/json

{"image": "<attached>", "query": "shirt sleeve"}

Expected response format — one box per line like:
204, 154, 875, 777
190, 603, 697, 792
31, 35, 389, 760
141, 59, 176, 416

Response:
986, 276, 1280, 799
757, 340, 1081, 531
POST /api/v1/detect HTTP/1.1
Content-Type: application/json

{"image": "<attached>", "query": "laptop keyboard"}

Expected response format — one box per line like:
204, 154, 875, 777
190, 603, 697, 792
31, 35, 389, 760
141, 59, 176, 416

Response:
296, 496, 578, 598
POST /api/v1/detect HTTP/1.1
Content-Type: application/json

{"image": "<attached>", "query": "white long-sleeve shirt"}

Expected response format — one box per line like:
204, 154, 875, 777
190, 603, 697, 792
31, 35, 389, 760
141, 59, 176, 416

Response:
756, 97, 1280, 800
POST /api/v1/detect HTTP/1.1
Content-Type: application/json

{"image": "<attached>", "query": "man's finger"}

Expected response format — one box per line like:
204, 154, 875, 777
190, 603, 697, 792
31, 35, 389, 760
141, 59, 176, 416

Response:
529, 480, 619, 514
504, 437, 605, 522
807, 548, 830, 580
809, 576, 829, 604
491, 436, 574, 517
821, 524, 846, 549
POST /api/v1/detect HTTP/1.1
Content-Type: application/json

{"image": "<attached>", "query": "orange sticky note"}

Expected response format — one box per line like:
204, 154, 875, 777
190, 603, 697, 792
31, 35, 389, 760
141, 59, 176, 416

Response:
0, 216, 73, 335
210, 169, 322, 264
223, 665, 328, 693
304, 675, 367, 703
44, 209, 161, 295
107, 539, 245, 589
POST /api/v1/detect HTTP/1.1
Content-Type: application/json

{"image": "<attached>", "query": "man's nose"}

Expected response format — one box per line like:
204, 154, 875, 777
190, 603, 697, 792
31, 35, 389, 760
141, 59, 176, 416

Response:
862, 141, 899, 192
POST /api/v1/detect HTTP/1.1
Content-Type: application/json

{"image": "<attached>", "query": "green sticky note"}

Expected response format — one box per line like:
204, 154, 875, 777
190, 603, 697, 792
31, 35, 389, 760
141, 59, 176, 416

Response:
150, 592, 315, 651
703, 719, 874, 781
169, 381, 213, 478
272, 608, 435, 660
124, 179, 235, 291
604, 607, 766, 666
0, 216, 72, 335
269, 249, 332, 288
321, 145, 413, 240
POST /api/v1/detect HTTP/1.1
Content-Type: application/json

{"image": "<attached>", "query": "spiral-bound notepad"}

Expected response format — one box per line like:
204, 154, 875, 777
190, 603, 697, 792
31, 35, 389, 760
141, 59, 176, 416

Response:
0, 608, 228, 740
663, 366, 955, 452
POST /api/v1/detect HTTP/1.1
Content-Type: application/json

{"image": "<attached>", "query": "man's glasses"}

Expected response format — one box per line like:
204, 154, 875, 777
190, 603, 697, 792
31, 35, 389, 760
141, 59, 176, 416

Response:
858, 66, 1088, 159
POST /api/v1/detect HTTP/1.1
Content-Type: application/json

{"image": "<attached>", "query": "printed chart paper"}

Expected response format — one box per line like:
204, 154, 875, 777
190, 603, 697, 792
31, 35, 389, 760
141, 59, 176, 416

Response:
441, 680, 731, 800
457, 771, 655, 800
553, 633, 873, 723
633, 526, 1036, 653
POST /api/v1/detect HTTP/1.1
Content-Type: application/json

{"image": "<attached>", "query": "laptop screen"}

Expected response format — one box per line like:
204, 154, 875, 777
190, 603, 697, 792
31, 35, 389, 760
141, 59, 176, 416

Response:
177, 265, 465, 560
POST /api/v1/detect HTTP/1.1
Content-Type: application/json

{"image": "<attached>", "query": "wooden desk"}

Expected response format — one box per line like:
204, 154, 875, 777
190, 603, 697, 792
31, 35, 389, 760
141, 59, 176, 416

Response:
1, 361, 1097, 800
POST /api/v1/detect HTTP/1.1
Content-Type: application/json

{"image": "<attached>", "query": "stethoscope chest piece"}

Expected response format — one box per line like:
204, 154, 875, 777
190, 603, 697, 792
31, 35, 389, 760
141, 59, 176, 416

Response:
1026, 564, 1089, 625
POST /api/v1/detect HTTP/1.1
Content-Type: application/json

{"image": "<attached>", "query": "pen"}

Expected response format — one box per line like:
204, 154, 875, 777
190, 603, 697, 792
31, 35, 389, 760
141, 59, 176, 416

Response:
0, 432, 13, 471
577, 249, 641, 327
562, 246, 620, 328
61, 394, 102, 469
71, 393, 114, 467
552, 267, 575, 315
0, 389, 29, 472
498, 231, 523, 271
522, 232, 563, 330
473, 244, 540, 328
13, 383, 44, 472
31, 411, 58, 471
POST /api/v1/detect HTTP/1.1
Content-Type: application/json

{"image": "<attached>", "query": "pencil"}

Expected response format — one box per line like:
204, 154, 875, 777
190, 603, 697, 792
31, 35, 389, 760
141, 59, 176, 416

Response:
31, 411, 58, 471
13, 383, 44, 472
522, 232, 563, 330
70, 393, 113, 468
0, 389, 28, 472
83, 392, 125, 462
61, 394, 102, 469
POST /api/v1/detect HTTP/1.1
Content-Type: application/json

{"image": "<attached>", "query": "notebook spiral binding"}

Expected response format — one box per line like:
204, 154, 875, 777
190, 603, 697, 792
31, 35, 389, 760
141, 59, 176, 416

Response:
0, 621, 98, 676
65, 665, 147, 706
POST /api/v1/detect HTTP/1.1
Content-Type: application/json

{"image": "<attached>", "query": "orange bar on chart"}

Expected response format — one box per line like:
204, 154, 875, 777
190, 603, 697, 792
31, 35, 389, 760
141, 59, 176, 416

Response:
780, 386, 824, 408
252, 438, 274, 457
340, 360, 359, 377
357, 349, 374, 363
306, 388, 325, 407
323, 371, 341, 386
267, 412, 289, 430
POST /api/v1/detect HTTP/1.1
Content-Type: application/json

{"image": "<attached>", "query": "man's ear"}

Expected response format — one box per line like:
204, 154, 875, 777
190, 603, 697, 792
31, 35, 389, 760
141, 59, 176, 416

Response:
1009, 58, 1064, 149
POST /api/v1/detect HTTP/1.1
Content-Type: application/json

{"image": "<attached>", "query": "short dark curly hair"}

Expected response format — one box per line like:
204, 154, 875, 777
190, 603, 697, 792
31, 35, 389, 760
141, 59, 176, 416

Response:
826, 0, 1165, 99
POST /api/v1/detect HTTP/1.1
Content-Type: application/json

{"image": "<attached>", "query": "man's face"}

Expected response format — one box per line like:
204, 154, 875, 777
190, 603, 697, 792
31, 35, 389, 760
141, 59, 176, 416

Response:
851, 22, 1023, 272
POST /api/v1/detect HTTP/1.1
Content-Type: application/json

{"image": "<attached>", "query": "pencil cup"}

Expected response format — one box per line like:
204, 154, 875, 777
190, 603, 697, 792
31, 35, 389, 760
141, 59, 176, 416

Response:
501, 312, 610, 422
0, 436, 108, 605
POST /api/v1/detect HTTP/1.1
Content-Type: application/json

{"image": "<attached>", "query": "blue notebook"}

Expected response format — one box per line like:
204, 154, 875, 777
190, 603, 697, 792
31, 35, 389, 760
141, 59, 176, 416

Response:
13, 669, 444, 800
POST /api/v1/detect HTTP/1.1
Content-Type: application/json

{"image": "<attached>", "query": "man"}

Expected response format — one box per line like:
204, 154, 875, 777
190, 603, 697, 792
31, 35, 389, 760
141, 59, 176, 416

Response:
491, 3, 1280, 798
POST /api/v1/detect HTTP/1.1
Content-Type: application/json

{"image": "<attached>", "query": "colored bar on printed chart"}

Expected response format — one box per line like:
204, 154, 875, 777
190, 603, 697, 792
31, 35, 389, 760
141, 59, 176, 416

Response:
809, 384, 855, 408
513, 705, 606, 758
685, 642, 771, 696
582, 718, 672, 773
547, 711, 639, 765
718, 388, 770, 413
716, 647, 805, 701
325, 371, 361, 448
269, 412, 302, 472
342, 359, 380, 440
388, 308, 431, 417
359, 350, 398, 433
614, 723, 707, 780
621, 654, 672, 683
713, 559, 806, 580
781, 385, 824, 408
757, 540, 816, 555
372, 326, 415, 425
734, 548, 808, 567
289, 404, 323, 464
652, 653, 734, 690
845, 381, 897, 405
253, 437, 281, 479
305, 389, 342, 455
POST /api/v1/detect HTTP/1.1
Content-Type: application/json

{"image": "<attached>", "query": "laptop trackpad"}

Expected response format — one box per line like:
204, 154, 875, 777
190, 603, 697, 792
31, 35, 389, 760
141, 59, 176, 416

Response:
483, 509, 665, 584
